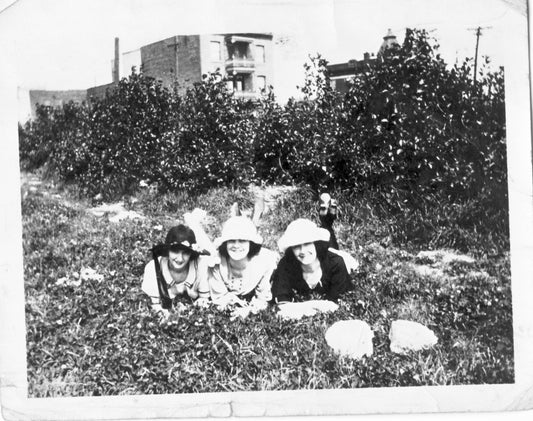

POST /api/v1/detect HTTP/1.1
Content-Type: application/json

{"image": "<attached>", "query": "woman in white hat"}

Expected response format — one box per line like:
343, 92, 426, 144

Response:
271, 218, 353, 304
208, 216, 278, 316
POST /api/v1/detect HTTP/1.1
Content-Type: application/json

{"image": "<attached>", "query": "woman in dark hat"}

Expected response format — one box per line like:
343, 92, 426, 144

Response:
141, 224, 211, 316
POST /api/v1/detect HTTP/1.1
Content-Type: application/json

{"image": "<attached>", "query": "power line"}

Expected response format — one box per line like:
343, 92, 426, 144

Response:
468, 26, 492, 83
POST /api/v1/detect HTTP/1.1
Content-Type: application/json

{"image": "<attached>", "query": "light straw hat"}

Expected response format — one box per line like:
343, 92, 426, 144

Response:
215, 216, 263, 247
277, 218, 330, 253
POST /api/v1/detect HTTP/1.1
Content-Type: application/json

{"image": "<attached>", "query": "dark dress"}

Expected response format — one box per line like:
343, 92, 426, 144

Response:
271, 250, 352, 303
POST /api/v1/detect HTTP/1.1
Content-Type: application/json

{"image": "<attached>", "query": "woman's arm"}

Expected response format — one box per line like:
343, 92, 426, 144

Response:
141, 260, 160, 303
270, 260, 296, 304
189, 257, 210, 300
207, 265, 243, 308
324, 253, 350, 301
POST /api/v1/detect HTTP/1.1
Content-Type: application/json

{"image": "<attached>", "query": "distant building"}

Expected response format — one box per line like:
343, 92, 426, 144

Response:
138, 32, 273, 99
87, 33, 274, 101
23, 89, 87, 122
327, 29, 399, 93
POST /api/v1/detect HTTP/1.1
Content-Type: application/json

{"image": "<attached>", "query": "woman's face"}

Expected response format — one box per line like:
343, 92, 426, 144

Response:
168, 248, 192, 271
292, 242, 318, 266
226, 239, 250, 261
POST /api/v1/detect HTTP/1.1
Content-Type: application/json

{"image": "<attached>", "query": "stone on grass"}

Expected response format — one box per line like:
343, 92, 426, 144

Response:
410, 264, 444, 278
441, 252, 475, 265
108, 210, 145, 223
80, 267, 104, 283
325, 320, 373, 359
88, 202, 145, 222
416, 250, 475, 265
389, 320, 438, 354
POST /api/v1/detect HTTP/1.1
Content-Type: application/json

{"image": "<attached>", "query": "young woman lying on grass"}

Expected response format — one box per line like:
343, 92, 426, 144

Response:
271, 194, 357, 306
141, 224, 211, 318
208, 215, 278, 318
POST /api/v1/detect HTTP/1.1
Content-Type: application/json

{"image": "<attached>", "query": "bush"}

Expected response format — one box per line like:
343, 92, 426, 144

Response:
157, 72, 258, 191
18, 29, 508, 251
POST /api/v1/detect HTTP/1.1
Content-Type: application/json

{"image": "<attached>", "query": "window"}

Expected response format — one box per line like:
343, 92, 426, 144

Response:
255, 45, 265, 63
257, 75, 267, 91
228, 42, 249, 60
210, 41, 221, 61
228, 74, 252, 92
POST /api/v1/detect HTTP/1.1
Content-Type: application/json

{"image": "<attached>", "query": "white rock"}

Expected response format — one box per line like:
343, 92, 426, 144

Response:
416, 250, 443, 263
410, 264, 444, 278
80, 267, 104, 283
325, 320, 374, 359
88, 202, 125, 215
389, 320, 438, 354
88, 201, 145, 222
108, 210, 145, 223
442, 252, 475, 265
416, 250, 475, 265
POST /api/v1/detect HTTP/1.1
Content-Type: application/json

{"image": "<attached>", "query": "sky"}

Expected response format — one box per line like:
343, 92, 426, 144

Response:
0, 0, 516, 98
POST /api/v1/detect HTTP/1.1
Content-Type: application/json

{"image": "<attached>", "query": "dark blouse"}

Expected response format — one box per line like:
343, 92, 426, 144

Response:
271, 250, 351, 303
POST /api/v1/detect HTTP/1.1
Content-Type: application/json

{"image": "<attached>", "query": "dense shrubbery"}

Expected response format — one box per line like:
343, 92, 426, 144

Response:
19, 29, 508, 251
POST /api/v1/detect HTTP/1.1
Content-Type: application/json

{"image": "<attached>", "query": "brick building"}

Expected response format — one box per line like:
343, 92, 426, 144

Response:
327, 29, 399, 93
139, 33, 273, 98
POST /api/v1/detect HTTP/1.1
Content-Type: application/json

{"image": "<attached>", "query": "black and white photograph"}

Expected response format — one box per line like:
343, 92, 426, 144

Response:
1, 0, 532, 419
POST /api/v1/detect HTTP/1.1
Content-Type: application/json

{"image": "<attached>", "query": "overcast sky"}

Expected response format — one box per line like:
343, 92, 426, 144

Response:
0, 0, 514, 94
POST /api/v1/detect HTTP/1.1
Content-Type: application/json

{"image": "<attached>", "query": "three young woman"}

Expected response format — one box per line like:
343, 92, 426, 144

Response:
142, 195, 355, 315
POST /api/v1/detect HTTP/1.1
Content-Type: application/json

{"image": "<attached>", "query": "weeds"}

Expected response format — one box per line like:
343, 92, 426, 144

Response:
22, 175, 513, 396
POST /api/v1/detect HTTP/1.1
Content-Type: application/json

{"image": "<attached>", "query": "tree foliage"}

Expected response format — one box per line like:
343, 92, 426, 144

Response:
19, 28, 507, 250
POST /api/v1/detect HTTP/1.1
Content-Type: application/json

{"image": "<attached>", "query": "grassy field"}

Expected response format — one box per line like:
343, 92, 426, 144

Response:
21, 171, 513, 397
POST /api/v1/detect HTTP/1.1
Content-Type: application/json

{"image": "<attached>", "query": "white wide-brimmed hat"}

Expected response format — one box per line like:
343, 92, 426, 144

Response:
277, 218, 330, 253
215, 216, 263, 247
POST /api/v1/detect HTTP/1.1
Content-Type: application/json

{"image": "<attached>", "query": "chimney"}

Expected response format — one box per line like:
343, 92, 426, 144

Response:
112, 37, 120, 83
364, 52, 370, 61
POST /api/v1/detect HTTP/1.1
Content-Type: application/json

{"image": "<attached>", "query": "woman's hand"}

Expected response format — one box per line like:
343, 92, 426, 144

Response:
156, 307, 172, 323
216, 293, 246, 309
194, 297, 210, 308
231, 305, 252, 320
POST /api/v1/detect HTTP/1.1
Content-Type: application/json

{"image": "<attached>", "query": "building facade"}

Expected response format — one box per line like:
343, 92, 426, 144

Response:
139, 33, 273, 99
327, 29, 399, 93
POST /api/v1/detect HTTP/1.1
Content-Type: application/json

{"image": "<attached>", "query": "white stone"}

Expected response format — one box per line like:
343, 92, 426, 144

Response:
389, 320, 438, 354
410, 264, 445, 278
108, 210, 145, 223
441, 252, 475, 265
80, 267, 104, 283
416, 250, 475, 265
88, 202, 145, 222
325, 320, 374, 359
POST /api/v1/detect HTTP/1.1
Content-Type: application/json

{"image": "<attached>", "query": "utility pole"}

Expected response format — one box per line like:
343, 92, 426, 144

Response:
468, 26, 492, 84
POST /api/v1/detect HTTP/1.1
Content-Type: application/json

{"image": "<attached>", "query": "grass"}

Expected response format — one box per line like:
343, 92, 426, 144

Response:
21, 172, 513, 397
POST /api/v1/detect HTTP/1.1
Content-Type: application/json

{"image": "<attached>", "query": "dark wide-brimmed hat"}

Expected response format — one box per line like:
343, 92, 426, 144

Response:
161, 224, 210, 256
